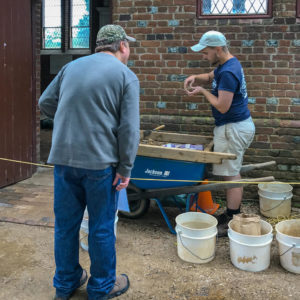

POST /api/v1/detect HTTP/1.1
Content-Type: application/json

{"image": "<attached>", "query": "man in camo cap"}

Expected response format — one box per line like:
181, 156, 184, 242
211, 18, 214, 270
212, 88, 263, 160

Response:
39, 24, 139, 300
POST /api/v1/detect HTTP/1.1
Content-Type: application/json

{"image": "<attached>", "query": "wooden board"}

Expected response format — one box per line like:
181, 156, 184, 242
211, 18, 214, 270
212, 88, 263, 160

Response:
137, 144, 236, 164
138, 131, 236, 164
140, 131, 212, 144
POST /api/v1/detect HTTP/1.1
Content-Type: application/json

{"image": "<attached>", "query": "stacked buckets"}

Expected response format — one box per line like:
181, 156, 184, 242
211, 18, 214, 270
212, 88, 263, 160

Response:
258, 182, 293, 218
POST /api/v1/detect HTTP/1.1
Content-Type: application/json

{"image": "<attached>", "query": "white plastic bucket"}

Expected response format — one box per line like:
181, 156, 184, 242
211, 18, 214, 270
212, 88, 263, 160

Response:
80, 217, 89, 252
275, 219, 300, 274
80, 209, 118, 251
228, 219, 273, 272
258, 182, 293, 218
175, 212, 217, 264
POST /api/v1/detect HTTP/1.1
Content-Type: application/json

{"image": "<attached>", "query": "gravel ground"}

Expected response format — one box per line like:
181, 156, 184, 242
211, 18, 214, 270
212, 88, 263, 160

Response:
0, 201, 300, 300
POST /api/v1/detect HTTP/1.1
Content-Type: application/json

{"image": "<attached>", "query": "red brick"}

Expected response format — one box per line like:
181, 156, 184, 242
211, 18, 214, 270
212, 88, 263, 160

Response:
118, 1, 134, 6
277, 76, 289, 83
136, 7, 147, 13
162, 54, 182, 60
132, 28, 153, 34
264, 76, 275, 83
248, 55, 270, 60
272, 69, 294, 75
279, 99, 292, 105
141, 41, 160, 47
145, 61, 156, 67
140, 54, 161, 60
135, 1, 152, 6
273, 90, 286, 97
153, 0, 173, 5
157, 47, 167, 53
291, 107, 300, 112
153, 14, 174, 20
139, 68, 161, 74
160, 82, 182, 88
132, 14, 152, 20
256, 135, 269, 142
153, 27, 173, 34
155, 61, 165, 67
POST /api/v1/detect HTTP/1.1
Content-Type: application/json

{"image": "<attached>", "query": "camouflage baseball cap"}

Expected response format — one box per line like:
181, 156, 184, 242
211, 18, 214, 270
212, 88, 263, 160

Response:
96, 24, 136, 45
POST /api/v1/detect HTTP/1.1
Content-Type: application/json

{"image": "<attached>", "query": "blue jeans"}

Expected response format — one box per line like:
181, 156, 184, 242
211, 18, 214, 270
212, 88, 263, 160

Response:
53, 165, 117, 299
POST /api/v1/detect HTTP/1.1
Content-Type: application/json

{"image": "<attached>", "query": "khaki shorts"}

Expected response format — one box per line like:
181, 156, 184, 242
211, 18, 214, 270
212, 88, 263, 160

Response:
212, 117, 255, 177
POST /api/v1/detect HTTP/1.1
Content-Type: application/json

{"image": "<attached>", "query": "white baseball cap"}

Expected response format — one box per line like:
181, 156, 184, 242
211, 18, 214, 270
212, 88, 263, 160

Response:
191, 31, 227, 52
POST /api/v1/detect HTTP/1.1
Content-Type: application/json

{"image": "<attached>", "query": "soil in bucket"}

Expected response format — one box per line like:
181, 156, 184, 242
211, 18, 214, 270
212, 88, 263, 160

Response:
228, 219, 273, 272
231, 213, 261, 236
275, 219, 300, 274
175, 212, 218, 264
181, 221, 212, 229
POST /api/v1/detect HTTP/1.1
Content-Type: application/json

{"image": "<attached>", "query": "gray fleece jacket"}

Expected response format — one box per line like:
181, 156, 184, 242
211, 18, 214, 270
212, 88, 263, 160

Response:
38, 53, 140, 177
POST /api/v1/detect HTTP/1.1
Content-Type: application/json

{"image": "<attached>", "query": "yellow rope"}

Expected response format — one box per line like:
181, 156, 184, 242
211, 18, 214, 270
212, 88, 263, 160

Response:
1, 157, 300, 185
0, 157, 54, 168
130, 178, 300, 185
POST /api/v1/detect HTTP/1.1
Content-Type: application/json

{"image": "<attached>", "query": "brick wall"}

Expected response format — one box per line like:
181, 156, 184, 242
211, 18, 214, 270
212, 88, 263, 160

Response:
112, 0, 300, 206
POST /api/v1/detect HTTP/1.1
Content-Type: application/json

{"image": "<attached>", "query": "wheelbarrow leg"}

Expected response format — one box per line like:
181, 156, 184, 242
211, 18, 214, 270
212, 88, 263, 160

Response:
171, 195, 184, 213
152, 198, 176, 234
185, 193, 207, 213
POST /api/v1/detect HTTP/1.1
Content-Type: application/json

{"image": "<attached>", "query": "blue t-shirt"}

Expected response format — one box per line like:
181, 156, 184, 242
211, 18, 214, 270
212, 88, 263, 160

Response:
211, 57, 250, 126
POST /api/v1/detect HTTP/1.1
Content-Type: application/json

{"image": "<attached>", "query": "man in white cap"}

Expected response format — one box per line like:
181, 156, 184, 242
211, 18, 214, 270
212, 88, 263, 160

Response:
184, 31, 255, 237
39, 24, 139, 299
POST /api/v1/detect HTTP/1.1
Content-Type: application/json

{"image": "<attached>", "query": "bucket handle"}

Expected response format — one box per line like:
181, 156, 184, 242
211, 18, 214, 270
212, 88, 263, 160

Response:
279, 243, 300, 257
260, 196, 290, 213
177, 230, 217, 261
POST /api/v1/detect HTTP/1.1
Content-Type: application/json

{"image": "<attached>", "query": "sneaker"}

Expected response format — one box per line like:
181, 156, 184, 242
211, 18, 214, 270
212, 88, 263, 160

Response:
216, 213, 232, 225
54, 269, 88, 300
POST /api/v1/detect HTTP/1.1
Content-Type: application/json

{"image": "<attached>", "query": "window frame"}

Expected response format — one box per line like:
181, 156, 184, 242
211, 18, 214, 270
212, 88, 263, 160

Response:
41, 0, 92, 55
196, 0, 273, 19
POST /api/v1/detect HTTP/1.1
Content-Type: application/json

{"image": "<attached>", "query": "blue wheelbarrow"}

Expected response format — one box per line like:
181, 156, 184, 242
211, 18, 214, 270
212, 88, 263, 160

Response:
119, 130, 275, 233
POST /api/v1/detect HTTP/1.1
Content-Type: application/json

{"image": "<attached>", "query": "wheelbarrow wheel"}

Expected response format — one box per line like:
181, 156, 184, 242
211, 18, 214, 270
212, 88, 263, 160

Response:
119, 185, 150, 219
119, 198, 150, 219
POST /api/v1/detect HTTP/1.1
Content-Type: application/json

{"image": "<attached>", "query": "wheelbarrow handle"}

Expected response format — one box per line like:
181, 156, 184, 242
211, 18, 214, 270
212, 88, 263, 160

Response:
240, 160, 276, 174
128, 176, 275, 200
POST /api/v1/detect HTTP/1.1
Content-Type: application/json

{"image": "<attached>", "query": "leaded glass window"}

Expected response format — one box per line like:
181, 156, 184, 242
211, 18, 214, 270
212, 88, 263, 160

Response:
70, 0, 90, 49
42, 0, 90, 50
43, 0, 62, 49
198, 0, 272, 18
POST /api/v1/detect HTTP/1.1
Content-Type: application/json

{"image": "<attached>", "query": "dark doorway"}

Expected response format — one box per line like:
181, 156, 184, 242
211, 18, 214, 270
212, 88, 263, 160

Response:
40, 0, 112, 162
